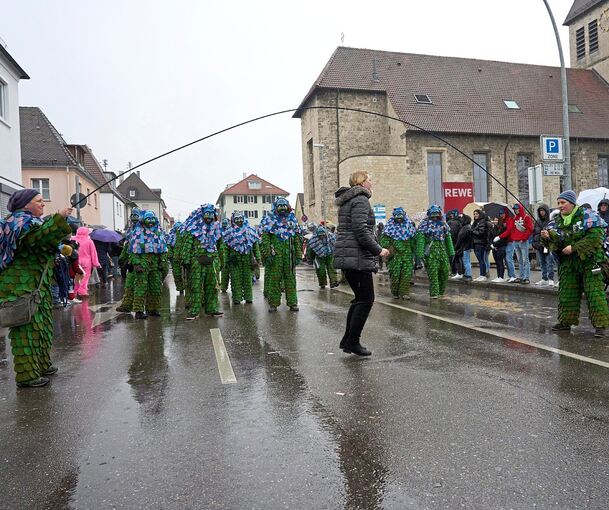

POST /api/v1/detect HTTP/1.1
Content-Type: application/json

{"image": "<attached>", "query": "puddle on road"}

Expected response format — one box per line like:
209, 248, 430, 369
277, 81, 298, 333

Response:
442, 295, 525, 312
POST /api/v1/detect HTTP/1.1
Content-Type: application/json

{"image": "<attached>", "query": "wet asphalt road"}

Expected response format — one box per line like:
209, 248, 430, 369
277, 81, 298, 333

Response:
1, 268, 609, 509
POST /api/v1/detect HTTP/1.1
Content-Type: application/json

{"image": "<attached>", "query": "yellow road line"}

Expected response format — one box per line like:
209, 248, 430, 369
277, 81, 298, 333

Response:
334, 287, 609, 370
210, 328, 237, 384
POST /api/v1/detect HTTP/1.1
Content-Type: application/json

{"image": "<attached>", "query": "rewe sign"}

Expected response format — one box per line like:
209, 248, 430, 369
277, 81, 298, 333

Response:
442, 182, 474, 213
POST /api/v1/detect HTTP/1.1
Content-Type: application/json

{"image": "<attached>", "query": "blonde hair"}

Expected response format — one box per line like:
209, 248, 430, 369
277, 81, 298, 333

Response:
349, 171, 369, 187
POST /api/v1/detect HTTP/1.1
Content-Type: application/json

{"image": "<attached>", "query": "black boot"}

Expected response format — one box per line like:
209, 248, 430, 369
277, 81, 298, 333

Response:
340, 337, 352, 353
348, 342, 372, 356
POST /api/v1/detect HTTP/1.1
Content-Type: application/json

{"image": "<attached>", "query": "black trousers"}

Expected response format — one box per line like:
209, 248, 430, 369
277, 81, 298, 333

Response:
493, 247, 506, 279
342, 269, 375, 346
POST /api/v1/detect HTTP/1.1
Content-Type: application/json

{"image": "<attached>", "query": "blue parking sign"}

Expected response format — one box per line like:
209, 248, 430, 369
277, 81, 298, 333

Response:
541, 135, 564, 161
546, 139, 559, 154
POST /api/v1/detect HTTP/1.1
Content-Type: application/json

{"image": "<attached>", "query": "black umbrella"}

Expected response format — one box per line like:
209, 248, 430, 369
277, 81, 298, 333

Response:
483, 202, 514, 219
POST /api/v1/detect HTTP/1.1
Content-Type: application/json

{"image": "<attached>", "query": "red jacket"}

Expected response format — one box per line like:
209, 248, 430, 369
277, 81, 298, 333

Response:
499, 210, 533, 242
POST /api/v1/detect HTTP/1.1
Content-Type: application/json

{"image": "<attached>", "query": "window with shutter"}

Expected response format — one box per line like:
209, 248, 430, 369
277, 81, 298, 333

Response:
576, 27, 586, 59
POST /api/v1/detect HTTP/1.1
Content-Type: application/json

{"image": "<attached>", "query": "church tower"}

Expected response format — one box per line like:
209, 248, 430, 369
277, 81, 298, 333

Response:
564, 0, 609, 82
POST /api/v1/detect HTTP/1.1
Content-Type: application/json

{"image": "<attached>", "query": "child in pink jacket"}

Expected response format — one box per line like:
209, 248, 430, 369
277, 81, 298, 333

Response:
71, 227, 100, 297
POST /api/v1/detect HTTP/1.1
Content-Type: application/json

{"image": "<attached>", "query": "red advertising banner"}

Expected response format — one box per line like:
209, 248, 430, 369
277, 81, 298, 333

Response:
442, 182, 474, 213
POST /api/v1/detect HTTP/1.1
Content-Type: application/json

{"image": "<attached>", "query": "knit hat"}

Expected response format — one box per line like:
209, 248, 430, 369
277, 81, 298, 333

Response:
558, 190, 577, 204
7, 188, 40, 212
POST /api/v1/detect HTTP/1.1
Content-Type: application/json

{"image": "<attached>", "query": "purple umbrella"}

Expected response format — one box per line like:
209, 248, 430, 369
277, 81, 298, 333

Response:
90, 229, 123, 243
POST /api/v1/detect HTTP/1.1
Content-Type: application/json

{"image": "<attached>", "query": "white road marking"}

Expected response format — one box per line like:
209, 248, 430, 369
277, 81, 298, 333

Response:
334, 288, 609, 370
210, 328, 237, 384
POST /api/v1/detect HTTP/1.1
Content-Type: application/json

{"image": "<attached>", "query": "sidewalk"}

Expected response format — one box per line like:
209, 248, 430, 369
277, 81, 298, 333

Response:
378, 267, 558, 297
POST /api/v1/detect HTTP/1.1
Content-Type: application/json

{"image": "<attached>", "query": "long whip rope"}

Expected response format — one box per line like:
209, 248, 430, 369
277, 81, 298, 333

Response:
76, 105, 545, 223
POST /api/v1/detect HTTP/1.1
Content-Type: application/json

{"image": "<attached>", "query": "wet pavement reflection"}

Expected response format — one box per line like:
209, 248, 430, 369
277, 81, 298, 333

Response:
1, 269, 609, 508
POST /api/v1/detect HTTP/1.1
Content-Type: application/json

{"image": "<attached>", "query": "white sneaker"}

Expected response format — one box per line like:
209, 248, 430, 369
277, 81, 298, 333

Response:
476, 276, 488, 282
491, 277, 505, 283
507, 277, 518, 283
451, 274, 463, 280
554, 280, 559, 288
535, 279, 547, 286
547, 279, 555, 287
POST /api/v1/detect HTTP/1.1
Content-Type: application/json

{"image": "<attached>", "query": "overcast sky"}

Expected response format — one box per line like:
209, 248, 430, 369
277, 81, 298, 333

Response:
2, 0, 574, 219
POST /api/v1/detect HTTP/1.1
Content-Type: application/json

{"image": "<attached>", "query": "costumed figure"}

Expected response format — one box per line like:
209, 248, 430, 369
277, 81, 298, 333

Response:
542, 190, 609, 337
0, 189, 72, 387
167, 221, 185, 293
122, 210, 168, 319
307, 226, 338, 289
415, 205, 455, 298
71, 226, 100, 297
116, 208, 142, 312
222, 211, 261, 304
381, 207, 417, 299
180, 204, 224, 319
220, 218, 231, 293
260, 198, 303, 312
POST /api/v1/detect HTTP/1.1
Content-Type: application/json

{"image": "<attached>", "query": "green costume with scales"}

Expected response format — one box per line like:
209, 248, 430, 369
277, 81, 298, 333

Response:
307, 226, 338, 288
543, 205, 609, 328
260, 199, 302, 310
179, 204, 224, 318
222, 212, 261, 304
0, 212, 71, 384
415, 205, 455, 298
381, 207, 416, 299
116, 208, 142, 313
120, 211, 168, 317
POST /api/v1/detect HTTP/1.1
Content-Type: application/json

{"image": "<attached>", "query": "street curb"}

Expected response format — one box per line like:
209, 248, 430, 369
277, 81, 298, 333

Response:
377, 270, 558, 297
416, 275, 558, 296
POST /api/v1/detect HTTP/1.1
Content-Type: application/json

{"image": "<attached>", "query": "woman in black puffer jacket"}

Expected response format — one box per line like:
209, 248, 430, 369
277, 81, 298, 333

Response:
334, 171, 389, 356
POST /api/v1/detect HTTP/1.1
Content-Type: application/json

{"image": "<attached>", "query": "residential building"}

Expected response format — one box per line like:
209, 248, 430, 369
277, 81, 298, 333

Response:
565, 0, 609, 81
66, 144, 133, 232
0, 40, 29, 215
20, 107, 102, 225
216, 174, 289, 226
295, 46, 609, 222
117, 172, 171, 229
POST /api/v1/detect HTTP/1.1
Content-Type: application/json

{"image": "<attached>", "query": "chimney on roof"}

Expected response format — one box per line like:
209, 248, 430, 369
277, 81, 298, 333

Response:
243, 172, 247, 179
372, 57, 380, 82
136, 171, 140, 177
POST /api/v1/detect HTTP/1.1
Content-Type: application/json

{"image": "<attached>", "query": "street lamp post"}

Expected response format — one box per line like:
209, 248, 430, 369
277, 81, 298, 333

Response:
542, 0, 572, 190
313, 143, 326, 222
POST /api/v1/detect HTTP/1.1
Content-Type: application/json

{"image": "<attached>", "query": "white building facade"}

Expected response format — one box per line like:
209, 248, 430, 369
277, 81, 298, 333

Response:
216, 174, 290, 227
0, 41, 28, 214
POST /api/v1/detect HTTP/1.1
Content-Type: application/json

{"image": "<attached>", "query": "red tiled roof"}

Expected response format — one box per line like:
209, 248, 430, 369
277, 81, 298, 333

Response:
220, 174, 289, 196
295, 46, 609, 140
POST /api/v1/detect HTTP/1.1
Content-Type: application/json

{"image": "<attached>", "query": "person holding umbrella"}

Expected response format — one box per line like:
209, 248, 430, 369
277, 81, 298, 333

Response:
90, 229, 122, 287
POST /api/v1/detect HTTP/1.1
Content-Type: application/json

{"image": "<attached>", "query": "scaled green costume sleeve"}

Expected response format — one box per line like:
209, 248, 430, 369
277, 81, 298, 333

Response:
444, 235, 455, 258
0, 214, 71, 384
253, 242, 262, 263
